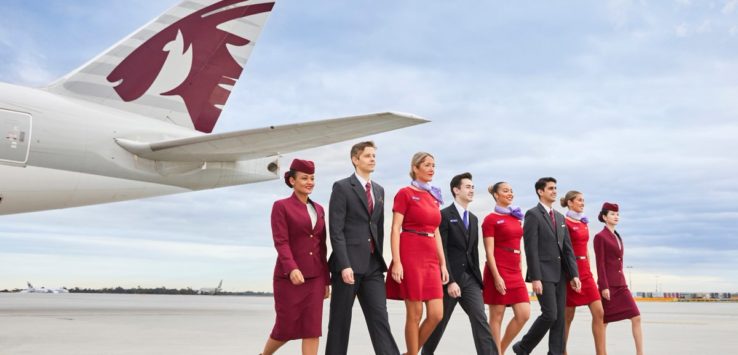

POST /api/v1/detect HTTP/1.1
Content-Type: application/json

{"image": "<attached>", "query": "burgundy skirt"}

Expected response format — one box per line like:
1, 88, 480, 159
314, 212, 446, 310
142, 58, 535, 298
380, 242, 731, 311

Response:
602, 285, 640, 323
386, 233, 443, 301
270, 277, 325, 341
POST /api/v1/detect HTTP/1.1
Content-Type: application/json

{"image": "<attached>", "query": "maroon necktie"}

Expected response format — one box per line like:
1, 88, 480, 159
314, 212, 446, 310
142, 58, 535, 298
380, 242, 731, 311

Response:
366, 182, 376, 254
549, 209, 556, 229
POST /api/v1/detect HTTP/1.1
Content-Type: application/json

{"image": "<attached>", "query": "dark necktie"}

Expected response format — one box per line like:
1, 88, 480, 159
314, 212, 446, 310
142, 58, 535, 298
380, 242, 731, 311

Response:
365, 182, 374, 214
463, 210, 469, 230
549, 209, 556, 229
365, 182, 375, 254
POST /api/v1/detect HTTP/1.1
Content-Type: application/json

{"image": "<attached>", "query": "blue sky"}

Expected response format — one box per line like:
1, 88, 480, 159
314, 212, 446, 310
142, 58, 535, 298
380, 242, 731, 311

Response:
1, 0, 737, 292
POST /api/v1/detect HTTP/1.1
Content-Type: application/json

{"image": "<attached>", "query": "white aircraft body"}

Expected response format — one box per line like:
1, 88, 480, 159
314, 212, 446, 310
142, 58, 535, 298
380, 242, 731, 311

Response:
20, 282, 69, 294
198, 280, 223, 295
0, 0, 426, 215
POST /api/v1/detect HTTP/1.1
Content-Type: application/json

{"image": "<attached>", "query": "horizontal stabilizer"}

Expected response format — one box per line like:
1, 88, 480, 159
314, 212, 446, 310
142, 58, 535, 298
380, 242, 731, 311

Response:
115, 112, 428, 162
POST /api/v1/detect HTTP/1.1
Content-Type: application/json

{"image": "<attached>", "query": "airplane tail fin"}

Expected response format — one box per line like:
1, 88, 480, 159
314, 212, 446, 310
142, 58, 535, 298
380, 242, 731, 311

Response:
27, 281, 33, 288
45, 0, 277, 133
217, 280, 223, 289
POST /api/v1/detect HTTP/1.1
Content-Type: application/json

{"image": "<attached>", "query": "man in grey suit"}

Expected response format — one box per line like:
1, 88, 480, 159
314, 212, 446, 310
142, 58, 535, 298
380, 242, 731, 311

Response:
326, 141, 399, 355
513, 177, 581, 355
422, 173, 498, 355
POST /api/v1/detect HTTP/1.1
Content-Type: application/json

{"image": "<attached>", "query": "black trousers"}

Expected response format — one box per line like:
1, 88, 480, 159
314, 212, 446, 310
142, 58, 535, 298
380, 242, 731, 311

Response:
518, 271, 567, 355
422, 272, 498, 355
325, 256, 399, 355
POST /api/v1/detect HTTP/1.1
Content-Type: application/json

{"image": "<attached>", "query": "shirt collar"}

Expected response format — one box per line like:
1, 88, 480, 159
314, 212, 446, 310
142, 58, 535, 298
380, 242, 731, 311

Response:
539, 202, 553, 214
353, 173, 371, 188
453, 200, 467, 218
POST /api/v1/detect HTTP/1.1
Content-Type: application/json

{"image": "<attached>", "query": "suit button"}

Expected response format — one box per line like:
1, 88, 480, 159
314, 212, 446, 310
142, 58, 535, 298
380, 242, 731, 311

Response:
557, 257, 561, 260
368, 239, 371, 242
618, 258, 621, 260
309, 252, 313, 256
310, 235, 314, 238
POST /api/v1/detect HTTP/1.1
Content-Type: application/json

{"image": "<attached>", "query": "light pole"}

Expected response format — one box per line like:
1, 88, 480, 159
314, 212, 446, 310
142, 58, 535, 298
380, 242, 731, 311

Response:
626, 265, 634, 291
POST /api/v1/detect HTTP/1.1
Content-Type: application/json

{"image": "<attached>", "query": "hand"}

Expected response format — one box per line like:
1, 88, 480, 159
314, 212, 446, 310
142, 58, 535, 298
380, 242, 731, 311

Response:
289, 269, 305, 285
532, 280, 543, 295
324, 285, 331, 299
570, 277, 582, 293
601, 289, 611, 301
391, 262, 403, 283
440, 266, 449, 285
341, 268, 355, 285
447, 282, 461, 298
494, 276, 507, 295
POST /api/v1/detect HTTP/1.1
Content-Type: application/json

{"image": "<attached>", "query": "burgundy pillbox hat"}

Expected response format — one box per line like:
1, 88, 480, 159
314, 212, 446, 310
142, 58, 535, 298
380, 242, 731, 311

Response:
284, 159, 315, 187
598, 202, 619, 222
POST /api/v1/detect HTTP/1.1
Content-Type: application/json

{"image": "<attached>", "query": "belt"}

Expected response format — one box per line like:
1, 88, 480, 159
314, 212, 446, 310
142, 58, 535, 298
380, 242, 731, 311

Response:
402, 229, 434, 237
576, 256, 587, 260
496, 246, 521, 254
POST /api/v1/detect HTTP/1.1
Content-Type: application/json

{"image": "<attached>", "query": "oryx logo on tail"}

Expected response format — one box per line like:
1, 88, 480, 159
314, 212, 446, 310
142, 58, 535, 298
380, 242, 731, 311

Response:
106, 0, 275, 133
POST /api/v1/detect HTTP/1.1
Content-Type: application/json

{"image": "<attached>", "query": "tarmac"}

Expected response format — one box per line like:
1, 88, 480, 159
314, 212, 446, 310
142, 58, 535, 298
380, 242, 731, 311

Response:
1, 293, 736, 354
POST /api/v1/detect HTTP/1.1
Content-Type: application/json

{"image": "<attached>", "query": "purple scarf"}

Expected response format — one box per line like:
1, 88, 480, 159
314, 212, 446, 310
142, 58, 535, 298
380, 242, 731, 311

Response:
494, 205, 524, 220
411, 180, 443, 204
566, 210, 589, 224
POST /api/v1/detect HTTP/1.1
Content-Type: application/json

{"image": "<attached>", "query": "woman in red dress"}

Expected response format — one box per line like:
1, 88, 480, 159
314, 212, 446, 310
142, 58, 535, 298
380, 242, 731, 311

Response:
560, 191, 605, 355
386, 152, 449, 355
261, 159, 330, 355
594, 202, 644, 355
482, 181, 530, 354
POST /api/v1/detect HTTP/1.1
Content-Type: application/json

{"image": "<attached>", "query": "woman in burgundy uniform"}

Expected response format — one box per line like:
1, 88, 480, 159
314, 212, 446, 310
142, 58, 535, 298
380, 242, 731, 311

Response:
594, 202, 644, 355
560, 191, 605, 355
482, 181, 530, 354
261, 159, 330, 355
386, 152, 449, 355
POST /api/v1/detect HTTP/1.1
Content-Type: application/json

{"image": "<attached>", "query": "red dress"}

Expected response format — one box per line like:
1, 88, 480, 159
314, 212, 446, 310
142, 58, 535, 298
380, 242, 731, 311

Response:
482, 213, 529, 305
565, 218, 601, 307
386, 187, 443, 301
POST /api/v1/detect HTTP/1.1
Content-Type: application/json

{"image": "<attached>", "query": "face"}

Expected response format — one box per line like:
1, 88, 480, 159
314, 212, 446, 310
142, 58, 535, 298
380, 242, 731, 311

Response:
603, 210, 620, 226
290, 172, 315, 195
352, 147, 376, 174
568, 194, 585, 213
538, 181, 557, 204
413, 156, 435, 182
493, 183, 514, 207
454, 178, 474, 204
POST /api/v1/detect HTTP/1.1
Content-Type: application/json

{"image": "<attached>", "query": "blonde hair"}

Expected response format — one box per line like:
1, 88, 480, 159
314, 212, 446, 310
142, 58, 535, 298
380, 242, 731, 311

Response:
409, 152, 434, 179
560, 190, 582, 208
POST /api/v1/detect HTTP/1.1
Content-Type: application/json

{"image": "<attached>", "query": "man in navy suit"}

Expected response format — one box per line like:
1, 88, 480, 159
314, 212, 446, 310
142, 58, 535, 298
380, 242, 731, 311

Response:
325, 141, 399, 355
422, 172, 498, 355
513, 177, 581, 355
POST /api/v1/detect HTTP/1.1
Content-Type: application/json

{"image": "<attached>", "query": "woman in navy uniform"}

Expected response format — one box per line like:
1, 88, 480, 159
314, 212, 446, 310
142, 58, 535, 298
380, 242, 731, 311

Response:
261, 159, 330, 355
593, 202, 643, 355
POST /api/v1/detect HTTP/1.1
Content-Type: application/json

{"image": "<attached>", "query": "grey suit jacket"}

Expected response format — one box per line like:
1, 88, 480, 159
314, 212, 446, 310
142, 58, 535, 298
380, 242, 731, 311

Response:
328, 174, 388, 274
523, 203, 578, 283
439, 204, 483, 287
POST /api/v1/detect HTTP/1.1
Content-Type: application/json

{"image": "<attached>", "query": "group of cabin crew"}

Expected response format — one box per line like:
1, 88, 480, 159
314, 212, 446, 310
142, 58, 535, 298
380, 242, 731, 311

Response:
260, 141, 644, 355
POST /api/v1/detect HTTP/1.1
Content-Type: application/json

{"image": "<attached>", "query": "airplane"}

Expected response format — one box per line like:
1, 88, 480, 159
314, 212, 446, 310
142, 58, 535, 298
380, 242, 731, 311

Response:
0, 0, 427, 215
198, 280, 223, 295
19, 282, 69, 294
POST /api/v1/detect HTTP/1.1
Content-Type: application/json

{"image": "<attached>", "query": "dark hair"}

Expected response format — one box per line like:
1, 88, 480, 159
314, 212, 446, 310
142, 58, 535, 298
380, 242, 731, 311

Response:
350, 141, 376, 167
560, 190, 582, 208
488, 181, 507, 201
284, 169, 297, 188
534, 177, 557, 198
449, 172, 472, 198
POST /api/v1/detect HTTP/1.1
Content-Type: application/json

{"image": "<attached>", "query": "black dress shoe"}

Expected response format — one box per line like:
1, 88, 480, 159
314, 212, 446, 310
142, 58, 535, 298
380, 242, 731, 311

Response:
512, 342, 528, 355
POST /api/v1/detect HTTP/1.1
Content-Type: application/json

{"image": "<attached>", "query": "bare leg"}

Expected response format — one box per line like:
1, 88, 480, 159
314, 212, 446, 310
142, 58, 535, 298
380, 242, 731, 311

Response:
631, 316, 644, 355
301, 338, 319, 355
564, 306, 576, 355
500, 302, 530, 354
589, 301, 606, 355
489, 305, 505, 354
404, 300, 423, 355
418, 299, 444, 349
262, 337, 287, 355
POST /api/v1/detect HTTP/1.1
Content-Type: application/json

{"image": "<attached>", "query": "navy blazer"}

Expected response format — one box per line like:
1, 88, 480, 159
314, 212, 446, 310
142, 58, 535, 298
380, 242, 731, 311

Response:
438, 204, 483, 287
523, 203, 579, 283
271, 193, 329, 283
593, 227, 627, 290
328, 175, 387, 274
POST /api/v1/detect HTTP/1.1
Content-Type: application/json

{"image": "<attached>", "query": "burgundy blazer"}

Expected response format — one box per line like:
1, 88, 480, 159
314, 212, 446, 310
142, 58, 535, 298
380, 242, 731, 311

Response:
271, 193, 329, 283
593, 227, 627, 290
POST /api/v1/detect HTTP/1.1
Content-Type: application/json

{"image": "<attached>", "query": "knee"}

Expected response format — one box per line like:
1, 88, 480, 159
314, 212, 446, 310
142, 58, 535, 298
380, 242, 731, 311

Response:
592, 308, 604, 322
540, 309, 557, 324
517, 311, 531, 323
427, 308, 443, 325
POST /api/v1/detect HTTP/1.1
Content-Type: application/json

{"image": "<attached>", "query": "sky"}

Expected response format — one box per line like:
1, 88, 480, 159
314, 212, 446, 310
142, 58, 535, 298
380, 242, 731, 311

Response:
1, 0, 737, 293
